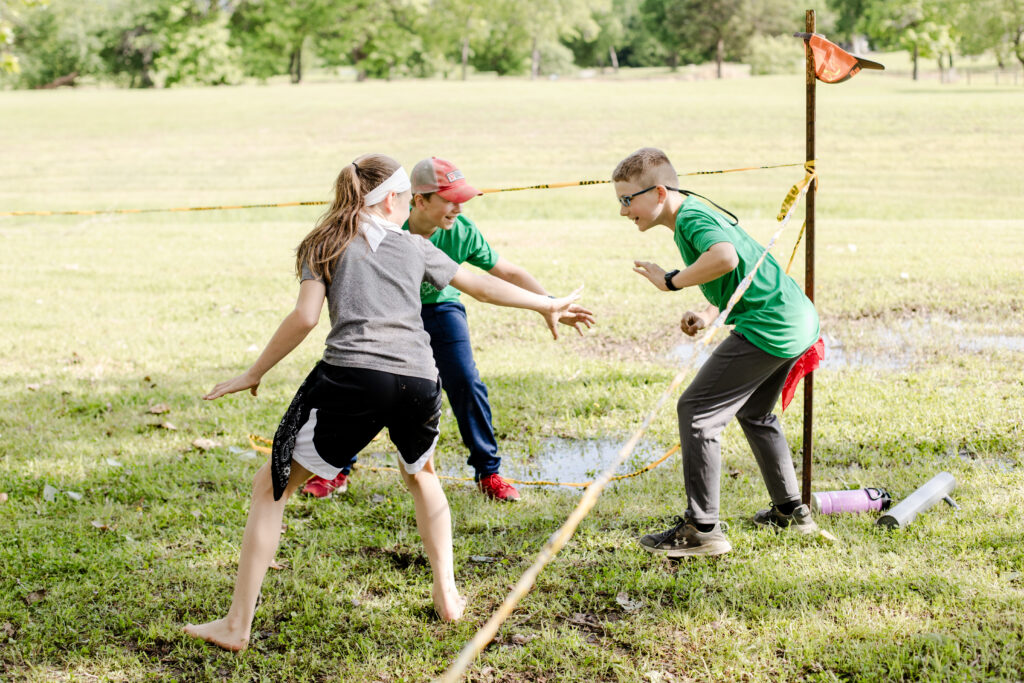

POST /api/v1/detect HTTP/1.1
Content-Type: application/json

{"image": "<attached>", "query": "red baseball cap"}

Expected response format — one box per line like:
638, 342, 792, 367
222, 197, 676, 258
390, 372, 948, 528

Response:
410, 157, 482, 204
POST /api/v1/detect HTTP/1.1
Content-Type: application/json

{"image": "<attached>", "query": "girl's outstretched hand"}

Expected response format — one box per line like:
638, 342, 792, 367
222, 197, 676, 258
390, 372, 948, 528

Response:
203, 369, 261, 400
543, 286, 585, 339
558, 303, 595, 336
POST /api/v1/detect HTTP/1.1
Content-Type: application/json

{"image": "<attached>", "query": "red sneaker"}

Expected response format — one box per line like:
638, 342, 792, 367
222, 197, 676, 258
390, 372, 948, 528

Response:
477, 474, 520, 502
301, 472, 349, 498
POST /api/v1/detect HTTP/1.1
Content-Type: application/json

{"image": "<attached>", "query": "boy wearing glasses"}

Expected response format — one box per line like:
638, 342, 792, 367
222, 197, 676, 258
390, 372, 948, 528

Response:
613, 147, 820, 557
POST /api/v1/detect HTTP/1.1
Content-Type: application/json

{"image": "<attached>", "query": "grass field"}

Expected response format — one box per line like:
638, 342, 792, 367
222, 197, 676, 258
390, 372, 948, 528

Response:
1, 66, 1023, 682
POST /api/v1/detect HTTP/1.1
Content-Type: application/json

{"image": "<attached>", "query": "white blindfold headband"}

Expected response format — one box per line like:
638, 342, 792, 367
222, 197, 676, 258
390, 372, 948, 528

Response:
363, 167, 411, 207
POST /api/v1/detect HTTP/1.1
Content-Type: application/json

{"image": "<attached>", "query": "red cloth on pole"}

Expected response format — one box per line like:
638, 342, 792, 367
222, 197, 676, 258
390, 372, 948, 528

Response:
781, 336, 824, 411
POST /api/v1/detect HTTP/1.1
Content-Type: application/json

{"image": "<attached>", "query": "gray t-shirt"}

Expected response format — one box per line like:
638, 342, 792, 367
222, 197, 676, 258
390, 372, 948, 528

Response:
301, 224, 459, 381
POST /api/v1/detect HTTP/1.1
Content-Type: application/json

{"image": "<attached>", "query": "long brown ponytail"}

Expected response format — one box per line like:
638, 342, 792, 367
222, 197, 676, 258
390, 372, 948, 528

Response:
295, 153, 402, 284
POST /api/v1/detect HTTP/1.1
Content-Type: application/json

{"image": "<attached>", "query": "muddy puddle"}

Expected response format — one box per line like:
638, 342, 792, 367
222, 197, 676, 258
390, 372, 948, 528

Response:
668, 338, 718, 369
670, 313, 1024, 373
819, 332, 914, 370
668, 331, 913, 372
958, 335, 1024, 353
357, 437, 673, 489
943, 446, 1018, 472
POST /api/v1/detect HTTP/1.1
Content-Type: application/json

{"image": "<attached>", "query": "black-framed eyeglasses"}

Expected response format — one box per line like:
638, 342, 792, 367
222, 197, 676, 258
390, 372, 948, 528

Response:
618, 185, 739, 226
617, 185, 660, 207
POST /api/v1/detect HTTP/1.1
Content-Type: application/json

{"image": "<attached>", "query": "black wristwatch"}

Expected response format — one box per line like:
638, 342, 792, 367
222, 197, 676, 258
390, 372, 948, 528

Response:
664, 269, 682, 291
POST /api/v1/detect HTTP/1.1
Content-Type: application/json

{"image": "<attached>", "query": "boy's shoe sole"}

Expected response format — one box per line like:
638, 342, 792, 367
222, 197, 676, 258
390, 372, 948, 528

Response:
639, 537, 732, 557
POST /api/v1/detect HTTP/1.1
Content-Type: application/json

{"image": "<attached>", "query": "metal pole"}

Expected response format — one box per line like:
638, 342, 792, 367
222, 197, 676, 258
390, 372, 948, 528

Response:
802, 9, 816, 506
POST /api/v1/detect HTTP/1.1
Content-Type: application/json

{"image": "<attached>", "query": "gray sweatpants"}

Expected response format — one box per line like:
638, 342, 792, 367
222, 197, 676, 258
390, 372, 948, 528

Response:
677, 331, 803, 524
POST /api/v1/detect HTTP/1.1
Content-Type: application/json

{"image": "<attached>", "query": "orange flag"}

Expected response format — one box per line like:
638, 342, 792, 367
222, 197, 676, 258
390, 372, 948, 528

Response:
795, 33, 885, 83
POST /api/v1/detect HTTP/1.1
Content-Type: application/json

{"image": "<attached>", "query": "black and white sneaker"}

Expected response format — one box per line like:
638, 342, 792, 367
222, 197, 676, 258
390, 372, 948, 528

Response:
638, 515, 732, 557
752, 503, 820, 535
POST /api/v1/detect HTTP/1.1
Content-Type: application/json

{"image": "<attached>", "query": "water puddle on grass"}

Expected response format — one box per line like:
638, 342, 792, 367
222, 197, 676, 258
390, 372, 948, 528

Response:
668, 338, 719, 369
958, 335, 1024, 353
822, 315, 1024, 371
496, 437, 669, 487
943, 446, 1019, 472
357, 438, 671, 489
665, 314, 1024, 373
668, 332, 914, 371
819, 332, 914, 371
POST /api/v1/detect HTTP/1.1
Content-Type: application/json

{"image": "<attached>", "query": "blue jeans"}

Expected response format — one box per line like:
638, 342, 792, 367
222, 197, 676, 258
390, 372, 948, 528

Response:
341, 301, 500, 479
420, 301, 501, 478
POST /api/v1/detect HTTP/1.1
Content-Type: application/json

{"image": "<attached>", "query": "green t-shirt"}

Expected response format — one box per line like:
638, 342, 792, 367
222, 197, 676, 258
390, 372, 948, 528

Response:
402, 214, 499, 304
673, 196, 819, 358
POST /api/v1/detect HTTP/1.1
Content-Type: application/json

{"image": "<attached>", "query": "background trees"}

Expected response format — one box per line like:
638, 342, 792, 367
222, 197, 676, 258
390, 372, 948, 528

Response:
1, 0, 45, 75
1, 0, 1021, 88
5, 0, 105, 86
952, 0, 1024, 69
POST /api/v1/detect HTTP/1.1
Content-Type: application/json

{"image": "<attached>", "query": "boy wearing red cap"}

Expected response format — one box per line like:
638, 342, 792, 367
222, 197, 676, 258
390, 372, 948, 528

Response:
303, 157, 593, 501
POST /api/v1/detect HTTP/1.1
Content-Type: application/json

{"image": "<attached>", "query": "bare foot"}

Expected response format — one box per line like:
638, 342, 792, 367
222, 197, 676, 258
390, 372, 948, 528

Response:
433, 586, 467, 622
183, 618, 250, 652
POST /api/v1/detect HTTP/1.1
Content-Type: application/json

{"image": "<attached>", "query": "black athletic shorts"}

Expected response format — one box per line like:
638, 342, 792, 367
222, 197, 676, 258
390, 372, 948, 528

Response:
269, 362, 441, 500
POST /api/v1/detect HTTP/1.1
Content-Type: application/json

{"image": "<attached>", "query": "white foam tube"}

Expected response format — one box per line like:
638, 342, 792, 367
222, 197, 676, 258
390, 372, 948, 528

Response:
876, 472, 956, 529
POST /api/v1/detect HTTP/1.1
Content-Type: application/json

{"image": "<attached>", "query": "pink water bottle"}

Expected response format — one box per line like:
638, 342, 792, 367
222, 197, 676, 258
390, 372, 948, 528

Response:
811, 488, 892, 515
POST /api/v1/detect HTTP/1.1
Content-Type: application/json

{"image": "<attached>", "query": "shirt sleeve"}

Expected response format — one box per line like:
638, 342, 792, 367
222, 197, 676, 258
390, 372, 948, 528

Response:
419, 239, 460, 291
680, 208, 733, 255
300, 261, 325, 284
460, 218, 500, 271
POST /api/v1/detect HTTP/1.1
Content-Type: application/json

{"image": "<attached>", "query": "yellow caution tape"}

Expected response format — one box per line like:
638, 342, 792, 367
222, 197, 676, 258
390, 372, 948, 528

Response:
776, 160, 817, 221
0, 200, 328, 218
248, 434, 679, 488
785, 221, 807, 275
1, 162, 806, 218
478, 162, 805, 194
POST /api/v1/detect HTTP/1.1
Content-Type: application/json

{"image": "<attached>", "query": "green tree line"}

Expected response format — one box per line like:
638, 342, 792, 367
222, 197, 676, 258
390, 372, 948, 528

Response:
1, 0, 1022, 88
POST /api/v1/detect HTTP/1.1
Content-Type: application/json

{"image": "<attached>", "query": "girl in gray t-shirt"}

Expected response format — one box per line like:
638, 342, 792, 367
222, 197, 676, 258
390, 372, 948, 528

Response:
185, 154, 590, 652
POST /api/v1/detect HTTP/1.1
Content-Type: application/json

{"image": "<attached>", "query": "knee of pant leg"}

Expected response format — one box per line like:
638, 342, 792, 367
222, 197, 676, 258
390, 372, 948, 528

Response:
677, 394, 723, 441
444, 375, 474, 398
676, 392, 701, 426
736, 407, 778, 427
444, 369, 485, 402
676, 401, 705, 443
